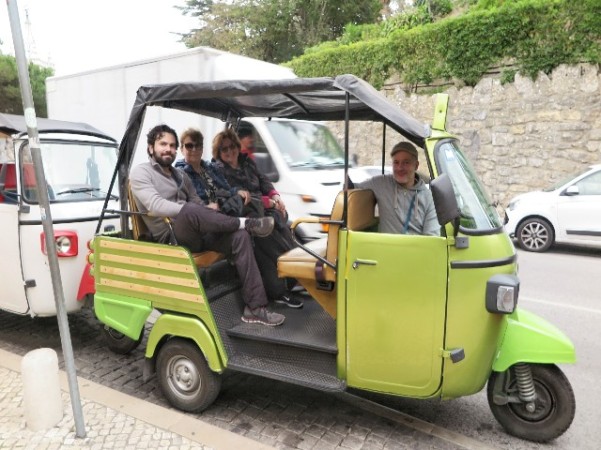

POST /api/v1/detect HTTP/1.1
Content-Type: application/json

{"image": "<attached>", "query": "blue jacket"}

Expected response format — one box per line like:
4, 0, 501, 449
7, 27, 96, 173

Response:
174, 159, 237, 203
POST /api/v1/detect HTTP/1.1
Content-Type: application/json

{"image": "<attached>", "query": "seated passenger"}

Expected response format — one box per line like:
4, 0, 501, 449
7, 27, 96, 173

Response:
354, 141, 439, 236
130, 124, 285, 326
212, 128, 302, 309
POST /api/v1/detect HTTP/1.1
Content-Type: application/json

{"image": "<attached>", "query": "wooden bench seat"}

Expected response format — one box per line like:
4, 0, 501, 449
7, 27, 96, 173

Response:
128, 184, 224, 268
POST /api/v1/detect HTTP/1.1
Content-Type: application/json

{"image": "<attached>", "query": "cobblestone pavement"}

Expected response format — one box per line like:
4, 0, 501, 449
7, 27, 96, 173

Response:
0, 308, 482, 450
0, 365, 206, 449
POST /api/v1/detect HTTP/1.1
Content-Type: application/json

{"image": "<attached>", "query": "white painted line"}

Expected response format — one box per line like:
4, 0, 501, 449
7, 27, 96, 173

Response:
520, 296, 601, 315
336, 392, 500, 450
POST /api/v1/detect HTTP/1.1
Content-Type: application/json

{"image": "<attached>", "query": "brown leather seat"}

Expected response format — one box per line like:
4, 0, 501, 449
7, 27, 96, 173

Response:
277, 189, 377, 317
128, 184, 224, 268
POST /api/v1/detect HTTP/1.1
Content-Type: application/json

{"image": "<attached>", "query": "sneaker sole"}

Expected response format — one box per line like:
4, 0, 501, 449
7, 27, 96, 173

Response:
274, 299, 304, 309
241, 316, 285, 326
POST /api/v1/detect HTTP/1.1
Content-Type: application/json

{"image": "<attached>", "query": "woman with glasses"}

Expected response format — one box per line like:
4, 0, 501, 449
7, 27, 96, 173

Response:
174, 128, 251, 210
212, 128, 303, 309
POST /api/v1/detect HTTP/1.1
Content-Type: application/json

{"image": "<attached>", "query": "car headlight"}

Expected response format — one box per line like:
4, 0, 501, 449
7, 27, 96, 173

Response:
486, 274, 519, 314
507, 199, 520, 211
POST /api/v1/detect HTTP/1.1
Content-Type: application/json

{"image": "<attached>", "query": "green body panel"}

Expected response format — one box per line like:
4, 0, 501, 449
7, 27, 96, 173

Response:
91, 236, 227, 361
343, 230, 448, 397
94, 293, 152, 340
492, 308, 576, 372
145, 313, 225, 373
335, 232, 349, 381
441, 232, 517, 399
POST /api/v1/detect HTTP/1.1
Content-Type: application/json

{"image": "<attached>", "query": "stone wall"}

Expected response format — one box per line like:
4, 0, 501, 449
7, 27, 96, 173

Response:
336, 63, 601, 208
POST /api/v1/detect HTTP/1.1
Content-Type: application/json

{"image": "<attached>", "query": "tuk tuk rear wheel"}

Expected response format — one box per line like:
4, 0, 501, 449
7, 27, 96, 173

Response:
102, 325, 143, 355
156, 338, 221, 413
487, 364, 575, 442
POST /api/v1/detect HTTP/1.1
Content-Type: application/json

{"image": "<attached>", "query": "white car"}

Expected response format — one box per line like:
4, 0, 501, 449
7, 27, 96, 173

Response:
504, 164, 601, 252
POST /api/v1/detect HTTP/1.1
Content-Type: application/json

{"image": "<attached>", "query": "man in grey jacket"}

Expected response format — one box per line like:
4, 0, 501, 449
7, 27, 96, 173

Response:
130, 124, 285, 326
356, 141, 439, 236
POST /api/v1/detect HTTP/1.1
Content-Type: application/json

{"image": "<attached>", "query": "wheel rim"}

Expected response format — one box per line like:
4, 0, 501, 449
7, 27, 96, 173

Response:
165, 355, 202, 400
520, 222, 549, 250
509, 380, 555, 422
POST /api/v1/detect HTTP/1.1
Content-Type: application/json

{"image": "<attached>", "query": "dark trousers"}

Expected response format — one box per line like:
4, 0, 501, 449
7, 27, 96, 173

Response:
253, 225, 297, 299
172, 202, 268, 310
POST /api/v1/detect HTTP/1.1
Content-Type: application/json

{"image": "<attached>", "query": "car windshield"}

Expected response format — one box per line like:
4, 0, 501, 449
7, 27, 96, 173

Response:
19, 139, 118, 203
435, 140, 502, 232
542, 169, 589, 192
264, 121, 344, 169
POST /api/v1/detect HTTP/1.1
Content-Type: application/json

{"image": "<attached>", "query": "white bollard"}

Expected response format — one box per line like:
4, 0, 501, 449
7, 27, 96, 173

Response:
21, 348, 63, 431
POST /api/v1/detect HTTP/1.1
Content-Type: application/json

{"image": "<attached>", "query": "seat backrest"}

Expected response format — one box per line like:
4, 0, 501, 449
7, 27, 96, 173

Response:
127, 183, 151, 241
323, 189, 376, 279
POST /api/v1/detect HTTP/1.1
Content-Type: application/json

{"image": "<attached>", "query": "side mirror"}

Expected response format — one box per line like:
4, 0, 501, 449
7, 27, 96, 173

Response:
254, 153, 280, 183
564, 185, 579, 196
430, 173, 461, 227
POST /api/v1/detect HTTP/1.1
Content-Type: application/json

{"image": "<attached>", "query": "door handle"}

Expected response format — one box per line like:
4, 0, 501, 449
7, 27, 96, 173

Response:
352, 259, 377, 270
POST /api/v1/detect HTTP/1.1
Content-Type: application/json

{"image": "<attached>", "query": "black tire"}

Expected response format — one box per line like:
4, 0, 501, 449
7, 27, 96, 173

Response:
516, 217, 554, 252
487, 364, 576, 442
102, 325, 143, 355
156, 338, 221, 412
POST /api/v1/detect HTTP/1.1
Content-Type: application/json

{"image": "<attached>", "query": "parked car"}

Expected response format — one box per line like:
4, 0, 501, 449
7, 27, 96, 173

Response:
504, 164, 601, 252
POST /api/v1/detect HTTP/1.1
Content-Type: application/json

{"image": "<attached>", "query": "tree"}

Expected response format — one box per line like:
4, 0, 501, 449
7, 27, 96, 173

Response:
180, 0, 382, 63
0, 54, 53, 117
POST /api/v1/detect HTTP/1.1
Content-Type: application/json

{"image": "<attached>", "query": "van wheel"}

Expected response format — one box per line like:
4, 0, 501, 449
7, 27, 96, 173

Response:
102, 325, 143, 355
156, 338, 221, 412
487, 364, 575, 442
516, 218, 554, 252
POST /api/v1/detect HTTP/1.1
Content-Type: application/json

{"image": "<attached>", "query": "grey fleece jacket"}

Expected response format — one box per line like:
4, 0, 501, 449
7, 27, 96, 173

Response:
357, 174, 440, 236
129, 158, 204, 243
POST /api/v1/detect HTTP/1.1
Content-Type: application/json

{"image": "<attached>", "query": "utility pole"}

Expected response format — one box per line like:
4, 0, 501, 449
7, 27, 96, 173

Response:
6, 0, 86, 438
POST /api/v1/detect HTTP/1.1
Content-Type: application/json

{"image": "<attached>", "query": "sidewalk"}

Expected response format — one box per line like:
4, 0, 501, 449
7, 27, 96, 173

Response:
0, 348, 273, 449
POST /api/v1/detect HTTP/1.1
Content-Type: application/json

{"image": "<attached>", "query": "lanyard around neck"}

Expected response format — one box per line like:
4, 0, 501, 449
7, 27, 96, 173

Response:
402, 192, 417, 234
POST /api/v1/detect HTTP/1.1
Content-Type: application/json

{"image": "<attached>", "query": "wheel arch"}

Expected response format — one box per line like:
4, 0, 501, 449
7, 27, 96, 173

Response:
516, 214, 556, 236
145, 313, 226, 374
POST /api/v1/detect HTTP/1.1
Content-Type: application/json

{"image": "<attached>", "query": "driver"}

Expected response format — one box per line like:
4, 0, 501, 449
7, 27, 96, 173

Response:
355, 141, 439, 236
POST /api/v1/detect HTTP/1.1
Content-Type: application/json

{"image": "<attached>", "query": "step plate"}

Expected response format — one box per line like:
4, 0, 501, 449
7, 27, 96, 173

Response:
226, 297, 337, 354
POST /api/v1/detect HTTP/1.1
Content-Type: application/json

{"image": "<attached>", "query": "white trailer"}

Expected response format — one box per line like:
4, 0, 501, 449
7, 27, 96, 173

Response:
45, 48, 378, 240
46, 46, 296, 164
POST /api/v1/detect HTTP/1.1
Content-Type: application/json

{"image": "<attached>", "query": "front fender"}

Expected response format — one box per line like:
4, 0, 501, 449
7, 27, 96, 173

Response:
492, 308, 576, 372
145, 313, 225, 373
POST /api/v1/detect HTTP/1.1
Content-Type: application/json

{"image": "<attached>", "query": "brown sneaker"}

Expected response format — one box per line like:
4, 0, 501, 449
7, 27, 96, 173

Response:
244, 217, 274, 237
241, 306, 285, 326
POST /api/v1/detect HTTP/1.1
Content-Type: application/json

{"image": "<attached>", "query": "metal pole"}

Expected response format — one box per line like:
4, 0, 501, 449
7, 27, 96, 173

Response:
6, 0, 86, 438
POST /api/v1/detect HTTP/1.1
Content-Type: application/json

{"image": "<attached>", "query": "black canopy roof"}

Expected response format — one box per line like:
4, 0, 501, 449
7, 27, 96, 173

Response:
119, 74, 431, 171
0, 113, 116, 142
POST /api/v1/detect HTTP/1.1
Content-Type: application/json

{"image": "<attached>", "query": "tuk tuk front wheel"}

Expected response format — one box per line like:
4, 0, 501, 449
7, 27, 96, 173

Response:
487, 364, 575, 442
102, 325, 143, 355
156, 338, 221, 413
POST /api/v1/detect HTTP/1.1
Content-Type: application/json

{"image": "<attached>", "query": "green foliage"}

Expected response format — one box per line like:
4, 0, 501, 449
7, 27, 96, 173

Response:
182, 0, 382, 63
286, 0, 601, 89
0, 54, 53, 116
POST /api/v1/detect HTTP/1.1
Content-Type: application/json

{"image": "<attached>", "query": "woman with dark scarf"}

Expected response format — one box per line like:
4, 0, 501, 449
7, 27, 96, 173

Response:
175, 127, 302, 309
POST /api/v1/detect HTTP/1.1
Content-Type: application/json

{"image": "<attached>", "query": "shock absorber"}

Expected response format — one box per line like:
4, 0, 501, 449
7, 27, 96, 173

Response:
514, 363, 537, 412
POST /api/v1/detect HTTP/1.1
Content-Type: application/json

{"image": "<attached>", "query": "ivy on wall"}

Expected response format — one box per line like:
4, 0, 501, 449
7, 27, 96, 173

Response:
286, 0, 601, 90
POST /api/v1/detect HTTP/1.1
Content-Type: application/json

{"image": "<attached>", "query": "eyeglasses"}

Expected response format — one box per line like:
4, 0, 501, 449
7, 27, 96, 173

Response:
184, 142, 203, 151
220, 143, 237, 153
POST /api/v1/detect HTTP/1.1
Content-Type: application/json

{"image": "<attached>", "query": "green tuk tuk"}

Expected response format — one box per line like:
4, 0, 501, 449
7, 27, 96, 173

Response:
90, 75, 575, 442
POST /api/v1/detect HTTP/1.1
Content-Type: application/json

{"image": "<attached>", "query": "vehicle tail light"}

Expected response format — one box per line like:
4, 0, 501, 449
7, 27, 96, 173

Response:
40, 231, 78, 257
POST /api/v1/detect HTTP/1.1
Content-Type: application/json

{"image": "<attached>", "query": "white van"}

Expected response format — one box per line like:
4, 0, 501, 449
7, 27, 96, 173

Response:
239, 118, 381, 240
0, 113, 120, 316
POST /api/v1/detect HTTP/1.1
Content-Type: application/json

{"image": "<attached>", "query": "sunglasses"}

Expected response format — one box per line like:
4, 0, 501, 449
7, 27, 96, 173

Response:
184, 142, 203, 151
220, 143, 237, 153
